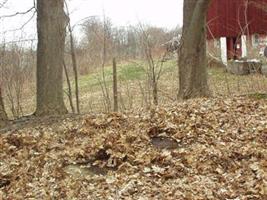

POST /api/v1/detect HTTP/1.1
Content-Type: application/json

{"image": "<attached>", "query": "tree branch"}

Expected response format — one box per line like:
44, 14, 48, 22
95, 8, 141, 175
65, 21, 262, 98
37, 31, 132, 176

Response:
0, 6, 35, 19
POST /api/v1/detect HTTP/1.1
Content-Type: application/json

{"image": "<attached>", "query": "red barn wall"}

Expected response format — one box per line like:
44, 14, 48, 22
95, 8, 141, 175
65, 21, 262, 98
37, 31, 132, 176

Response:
207, 0, 267, 39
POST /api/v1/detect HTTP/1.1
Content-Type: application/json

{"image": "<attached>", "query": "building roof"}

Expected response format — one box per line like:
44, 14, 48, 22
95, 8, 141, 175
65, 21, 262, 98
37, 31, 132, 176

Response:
207, 0, 267, 39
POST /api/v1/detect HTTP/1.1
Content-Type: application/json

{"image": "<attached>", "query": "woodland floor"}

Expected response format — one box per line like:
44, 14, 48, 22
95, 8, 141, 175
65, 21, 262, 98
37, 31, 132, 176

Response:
0, 96, 267, 199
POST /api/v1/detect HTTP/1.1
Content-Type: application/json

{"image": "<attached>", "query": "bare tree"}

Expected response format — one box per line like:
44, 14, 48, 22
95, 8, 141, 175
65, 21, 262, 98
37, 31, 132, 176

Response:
35, 0, 68, 116
138, 24, 168, 105
68, 22, 80, 114
99, 14, 112, 112
1, 44, 28, 118
65, 2, 80, 114
178, 0, 211, 99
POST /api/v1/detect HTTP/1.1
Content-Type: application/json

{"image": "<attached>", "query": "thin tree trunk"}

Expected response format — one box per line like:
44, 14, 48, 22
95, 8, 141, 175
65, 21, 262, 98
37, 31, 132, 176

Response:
65, 1, 80, 114
68, 18, 80, 114
63, 60, 75, 113
148, 48, 158, 105
178, 0, 211, 99
0, 87, 8, 128
152, 68, 158, 105
112, 58, 118, 112
35, 0, 68, 116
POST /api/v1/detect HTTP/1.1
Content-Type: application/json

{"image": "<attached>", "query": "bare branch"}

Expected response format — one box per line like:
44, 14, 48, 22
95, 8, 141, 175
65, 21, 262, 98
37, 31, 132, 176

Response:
0, 38, 37, 44
0, 6, 35, 19
1, 10, 36, 34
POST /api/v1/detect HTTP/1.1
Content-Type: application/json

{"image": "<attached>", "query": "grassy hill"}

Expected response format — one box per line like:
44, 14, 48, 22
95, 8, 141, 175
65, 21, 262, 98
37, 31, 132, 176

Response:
69, 59, 267, 113
4, 59, 267, 117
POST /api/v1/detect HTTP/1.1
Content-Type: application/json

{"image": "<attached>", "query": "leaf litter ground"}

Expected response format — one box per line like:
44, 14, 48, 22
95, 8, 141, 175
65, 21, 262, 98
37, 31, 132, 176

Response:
0, 97, 267, 199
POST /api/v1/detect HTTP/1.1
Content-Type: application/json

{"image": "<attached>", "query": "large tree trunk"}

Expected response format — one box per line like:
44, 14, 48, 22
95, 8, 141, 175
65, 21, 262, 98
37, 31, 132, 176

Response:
0, 87, 8, 128
35, 0, 68, 116
178, 0, 211, 99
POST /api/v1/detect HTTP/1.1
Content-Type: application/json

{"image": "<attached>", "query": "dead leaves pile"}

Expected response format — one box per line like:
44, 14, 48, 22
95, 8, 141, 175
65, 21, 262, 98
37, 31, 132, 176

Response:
0, 97, 267, 199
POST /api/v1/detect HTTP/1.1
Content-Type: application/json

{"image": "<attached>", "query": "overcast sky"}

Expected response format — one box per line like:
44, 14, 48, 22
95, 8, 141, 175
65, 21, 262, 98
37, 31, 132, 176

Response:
0, 0, 183, 43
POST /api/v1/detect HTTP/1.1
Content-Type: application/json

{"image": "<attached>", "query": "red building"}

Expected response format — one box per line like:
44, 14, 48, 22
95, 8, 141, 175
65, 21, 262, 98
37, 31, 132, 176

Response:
207, 0, 267, 60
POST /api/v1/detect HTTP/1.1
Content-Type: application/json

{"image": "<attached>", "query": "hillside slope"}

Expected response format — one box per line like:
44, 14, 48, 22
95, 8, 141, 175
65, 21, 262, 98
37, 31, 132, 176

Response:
0, 97, 267, 199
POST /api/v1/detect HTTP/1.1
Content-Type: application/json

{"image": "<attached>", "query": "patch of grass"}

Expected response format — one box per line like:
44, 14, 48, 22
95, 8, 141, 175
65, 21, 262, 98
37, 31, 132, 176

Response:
162, 60, 177, 72
76, 62, 146, 91
77, 67, 113, 90
119, 63, 145, 80
78, 73, 100, 88
76, 59, 176, 91
247, 93, 267, 100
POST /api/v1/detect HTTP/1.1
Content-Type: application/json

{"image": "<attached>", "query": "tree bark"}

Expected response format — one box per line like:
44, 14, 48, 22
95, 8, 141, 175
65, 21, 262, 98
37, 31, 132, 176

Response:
0, 87, 8, 128
35, 0, 68, 116
178, 0, 211, 99
112, 58, 118, 112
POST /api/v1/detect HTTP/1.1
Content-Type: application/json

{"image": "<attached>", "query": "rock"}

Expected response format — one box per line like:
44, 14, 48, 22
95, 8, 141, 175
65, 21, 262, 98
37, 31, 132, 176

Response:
151, 136, 178, 150
226, 60, 263, 75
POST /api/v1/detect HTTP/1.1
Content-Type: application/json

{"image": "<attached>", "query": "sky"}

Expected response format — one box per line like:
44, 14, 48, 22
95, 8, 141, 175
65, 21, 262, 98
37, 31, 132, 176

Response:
0, 0, 183, 43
